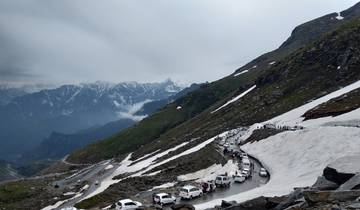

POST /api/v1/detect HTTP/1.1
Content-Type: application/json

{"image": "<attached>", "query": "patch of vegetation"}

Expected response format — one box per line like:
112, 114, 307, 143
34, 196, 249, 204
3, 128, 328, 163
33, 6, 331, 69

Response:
303, 88, 360, 120
0, 177, 66, 210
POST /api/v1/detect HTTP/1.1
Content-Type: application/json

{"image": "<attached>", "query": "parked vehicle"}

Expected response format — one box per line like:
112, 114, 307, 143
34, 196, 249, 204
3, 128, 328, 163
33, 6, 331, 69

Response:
215, 175, 231, 187
153, 193, 176, 205
234, 174, 246, 183
179, 185, 203, 200
241, 168, 251, 178
259, 168, 268, 177
242, 153, 248, 158
201, 181, 216, 193
242, 158, 251, 169
115, 199, 142, 210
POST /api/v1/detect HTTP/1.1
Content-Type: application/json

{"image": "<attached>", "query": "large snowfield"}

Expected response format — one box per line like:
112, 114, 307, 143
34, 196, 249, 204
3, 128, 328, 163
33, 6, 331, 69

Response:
195, 80, 360, 209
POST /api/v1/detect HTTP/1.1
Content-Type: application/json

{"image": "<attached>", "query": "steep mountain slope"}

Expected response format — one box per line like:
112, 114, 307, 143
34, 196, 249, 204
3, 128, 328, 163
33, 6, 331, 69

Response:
68, 3, 360, 164
68, 9, 360, 209
0, 80, 182, 161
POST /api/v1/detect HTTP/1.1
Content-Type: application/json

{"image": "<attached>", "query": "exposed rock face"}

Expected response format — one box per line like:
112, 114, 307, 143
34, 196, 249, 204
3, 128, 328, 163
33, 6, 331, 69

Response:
274, 188, 306, 210
171, 204, 195, 210
323, 167, 354, 185
221, 196, 285, 210
323, 155, 360, 185
338, 174, 360, 191
311, 176, 339, 191
303, 190, 360, 203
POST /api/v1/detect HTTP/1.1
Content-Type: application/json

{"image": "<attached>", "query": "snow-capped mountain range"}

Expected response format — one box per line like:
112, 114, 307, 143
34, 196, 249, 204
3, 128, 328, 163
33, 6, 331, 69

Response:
0, 79, 183, 161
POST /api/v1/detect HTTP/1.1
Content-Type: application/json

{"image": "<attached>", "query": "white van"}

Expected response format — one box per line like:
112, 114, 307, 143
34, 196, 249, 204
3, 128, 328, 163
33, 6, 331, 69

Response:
242, 158, 251, 169
179, 185, 203, 200
215, 175, 231, 187
153, 193, 176, 205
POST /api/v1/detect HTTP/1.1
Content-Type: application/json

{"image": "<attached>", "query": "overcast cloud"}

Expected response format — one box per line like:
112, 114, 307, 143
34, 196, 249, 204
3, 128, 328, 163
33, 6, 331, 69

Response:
0, 0, 358, 85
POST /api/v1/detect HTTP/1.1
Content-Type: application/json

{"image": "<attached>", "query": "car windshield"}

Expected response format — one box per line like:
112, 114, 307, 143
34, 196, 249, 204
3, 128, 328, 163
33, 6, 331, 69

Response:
180, 189, 188, 193
125, 202, 136, 206
163, 195, 171, 198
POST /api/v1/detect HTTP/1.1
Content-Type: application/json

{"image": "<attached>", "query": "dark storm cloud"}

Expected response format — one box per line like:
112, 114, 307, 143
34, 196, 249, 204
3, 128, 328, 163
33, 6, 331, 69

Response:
0, 0, 358, 85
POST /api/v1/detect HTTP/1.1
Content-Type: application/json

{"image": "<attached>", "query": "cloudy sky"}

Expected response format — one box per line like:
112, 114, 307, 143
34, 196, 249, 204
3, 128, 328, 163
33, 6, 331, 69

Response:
0, 0, 358, 86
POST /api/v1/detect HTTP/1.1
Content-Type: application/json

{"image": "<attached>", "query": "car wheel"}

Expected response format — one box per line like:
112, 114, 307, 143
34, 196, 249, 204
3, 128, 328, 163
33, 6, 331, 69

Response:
190, 195, 193, 200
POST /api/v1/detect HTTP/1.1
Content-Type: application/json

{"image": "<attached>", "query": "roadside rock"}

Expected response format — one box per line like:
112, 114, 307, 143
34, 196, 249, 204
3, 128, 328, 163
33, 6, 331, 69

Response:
323, 167, 354, 185
311, 176, 339, 190
303, 190, 360, 203
275, 188, 306, 210
347, 202, 360, 209
171, 204, 195, 210
338, 173, 360, 191
221, 200, 237, 208
222, 196, 285, 210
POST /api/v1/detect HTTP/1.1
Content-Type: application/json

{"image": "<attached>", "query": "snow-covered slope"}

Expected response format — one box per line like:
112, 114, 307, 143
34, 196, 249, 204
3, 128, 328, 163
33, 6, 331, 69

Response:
195, 81, 360, 209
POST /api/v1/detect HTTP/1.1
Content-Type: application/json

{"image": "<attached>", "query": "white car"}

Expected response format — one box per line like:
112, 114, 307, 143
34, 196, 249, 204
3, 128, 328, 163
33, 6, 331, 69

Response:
241, 168, 251, 177
234, 175, 246, 183
179, 185, 203, 200
153, 193, 176, 205
115, 199, 142, 210
259, 168, 268, 177
215, 175, 231, 187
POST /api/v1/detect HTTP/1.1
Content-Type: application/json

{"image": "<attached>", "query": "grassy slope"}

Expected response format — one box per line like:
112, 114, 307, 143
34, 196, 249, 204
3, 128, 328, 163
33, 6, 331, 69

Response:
303, 88, 360, 120
67, 10, 360, 164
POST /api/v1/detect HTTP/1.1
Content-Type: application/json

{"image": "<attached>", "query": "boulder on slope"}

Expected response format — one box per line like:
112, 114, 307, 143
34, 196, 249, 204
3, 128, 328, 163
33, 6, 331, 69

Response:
312, 176, 339, 190
323, 155, 360, 185
338, 173, 360, 191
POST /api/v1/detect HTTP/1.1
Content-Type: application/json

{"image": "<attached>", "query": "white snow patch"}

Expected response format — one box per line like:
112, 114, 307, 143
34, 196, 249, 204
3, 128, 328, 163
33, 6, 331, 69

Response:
63, 192, 76, 196
234, 70, 249, 77
269, 61, 276, 65
150, 182, 177, 191
266, 80, 360, 127
233, 65, 257, 77
104, 164, 114, 170
336, 12, 344, 20
327, 155, 360, 174
41, 193, 83, 210
133, 150, 160, 162
113, 100, 121, 108
177, 160, 238, 182
212, 85, 256, 113
82, 142, 190, 200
